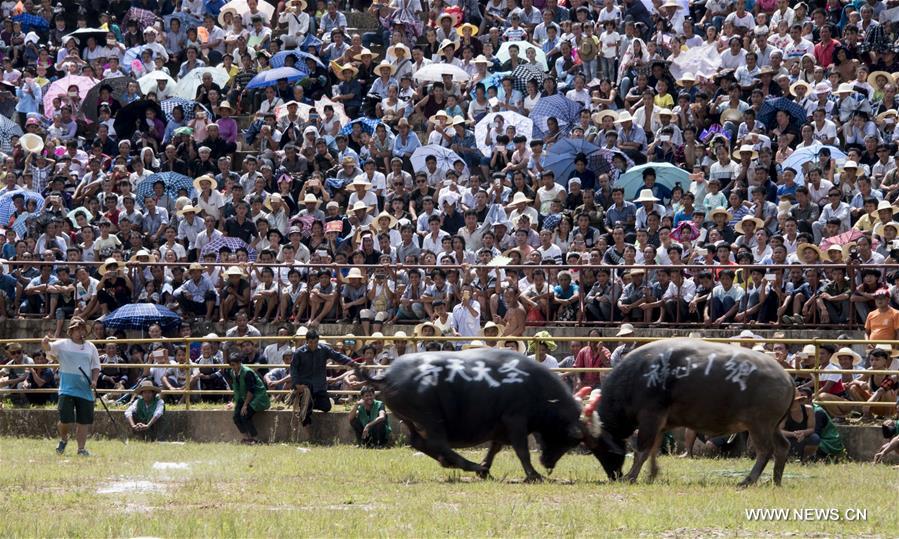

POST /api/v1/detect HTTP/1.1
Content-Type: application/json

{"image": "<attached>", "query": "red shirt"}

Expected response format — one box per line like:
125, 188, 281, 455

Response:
574, 345, 611, 388
814, 39, 840, 68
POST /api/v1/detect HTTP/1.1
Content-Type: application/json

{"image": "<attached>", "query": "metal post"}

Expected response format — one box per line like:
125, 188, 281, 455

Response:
812, 338, 820, 399
184, 336, 192, 411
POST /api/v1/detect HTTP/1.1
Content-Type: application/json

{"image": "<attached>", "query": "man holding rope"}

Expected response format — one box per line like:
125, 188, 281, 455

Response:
41, 317, 100, 456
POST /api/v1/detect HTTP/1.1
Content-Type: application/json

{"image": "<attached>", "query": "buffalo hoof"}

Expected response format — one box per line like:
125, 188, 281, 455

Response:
524, 473, 544, 483
736, 478, 755, 489
475, 467, 491, 480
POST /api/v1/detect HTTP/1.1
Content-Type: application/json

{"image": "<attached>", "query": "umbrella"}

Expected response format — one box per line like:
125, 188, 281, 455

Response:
543, 137, 604, 186
137, 71, 176, 96
411, 144, 467, 173
469, 71, 509, 98
0, 115, 23, 154
300, 34, 323, 52
113, 99, 165, 141
615, 162, 690, 200
474, 112, 532, 156
245, 67, 305, 89
123, 7, 159, 31
161, 97, 209, 123
217, 0, 275, 26
509, 63, 545, 93
205, 0, 227, 16
135, 172, 195, 209
62, 27, 109, 46
12, 13, 48, 32
413, 63, 471, 84
200, 236, 258, 261
781, 144, 849, 185
172, 67, 231, 99
529, 95, 583, 138
42, 75, 98, 118
758, 97, 808, 129
102, 303, 181, 331
122, 45, 155, 75
339, 117, 381, 136
496, 42, 548, 71
820, 230, 866, 252
164, 11, 204, 32
314, 96, 349, 126
274, 101, 312, 120
83, 77, 136, 122
0, 190, 45, 226
271, 49, 326, 72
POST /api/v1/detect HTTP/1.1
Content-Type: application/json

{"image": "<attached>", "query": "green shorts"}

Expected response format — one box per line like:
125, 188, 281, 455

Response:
58, 395, 94, 425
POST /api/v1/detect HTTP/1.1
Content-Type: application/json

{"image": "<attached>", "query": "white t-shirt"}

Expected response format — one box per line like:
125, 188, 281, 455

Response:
600, 31, 620, 58
50, 339, 101, 401
528, 354, 559, 369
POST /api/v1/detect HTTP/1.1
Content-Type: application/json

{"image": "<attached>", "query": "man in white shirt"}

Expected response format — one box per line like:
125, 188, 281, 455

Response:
719, 37, 747, 70
450, 283, 481, 339
278, 0, 311, 48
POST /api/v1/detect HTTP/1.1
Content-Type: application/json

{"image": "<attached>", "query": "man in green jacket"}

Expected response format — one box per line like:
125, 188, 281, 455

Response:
227, 353, 270, 444
348, 385, 391, 447
125, 381, 165, 440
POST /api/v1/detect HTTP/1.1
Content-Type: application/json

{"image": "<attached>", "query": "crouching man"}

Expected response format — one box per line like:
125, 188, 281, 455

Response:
125, 381, 164, 440
348, 386, 391, 448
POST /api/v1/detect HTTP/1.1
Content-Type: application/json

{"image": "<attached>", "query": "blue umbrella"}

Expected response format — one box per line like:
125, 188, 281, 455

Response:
122, 45, 152, 74
246, 67, 306, 89
164, 12, 204, 32
136, 172, 195, 208
13, 13, 49, 32
780, 145, 849, 185
544, 137, 603, 186
200, 236, 257, 261
271, 49, 326, 72
529, 95, 583, 138
758, 97, 808, 129
615, 162, 690, 200
469, 71, 509, 99
300, 34, 322, 52
161, 97, 209, 122
339, 117, 381, 136
0, 190, 44, 226
204, 0, 226, 16
102, 303, 181, 331
0, 114, 23, 154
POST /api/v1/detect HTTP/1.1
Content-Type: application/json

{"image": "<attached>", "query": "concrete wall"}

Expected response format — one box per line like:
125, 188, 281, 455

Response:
0, 409, 894, 462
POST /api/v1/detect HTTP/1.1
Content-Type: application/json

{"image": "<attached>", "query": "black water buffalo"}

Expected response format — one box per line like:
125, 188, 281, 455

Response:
358, 349, 615, 481
597, 338, 795, 486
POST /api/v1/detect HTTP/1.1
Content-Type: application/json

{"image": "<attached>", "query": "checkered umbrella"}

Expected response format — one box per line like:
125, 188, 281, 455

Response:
204, 0, 227, 16
161, 97, 209, 123
12, 13, 48, 32
544, 137, 606, 187
0, 190, 45, 227
271, 49, 326, 73
510, 63, 545, 93
102, 303, 181, 331
529, 95, 583, 138
201, 236, 257, 261
0, 115, 23, 154
123, 7, 159, 31
758, 97, 809, 130
83, 77, 136, 122
300, 34, 322, 52
135, 172, 195, 208
339, 117, 381, 136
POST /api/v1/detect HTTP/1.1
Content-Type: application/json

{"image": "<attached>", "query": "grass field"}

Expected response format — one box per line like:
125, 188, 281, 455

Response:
0, 437, 894, 537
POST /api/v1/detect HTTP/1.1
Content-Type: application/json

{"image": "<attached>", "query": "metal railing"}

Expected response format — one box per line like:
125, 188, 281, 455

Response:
1, 335, 898, 412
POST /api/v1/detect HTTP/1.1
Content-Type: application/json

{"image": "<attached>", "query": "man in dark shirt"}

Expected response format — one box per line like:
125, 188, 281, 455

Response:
291, 330, 355, 426
440, 197, 465, 235
224, 201, 257, 243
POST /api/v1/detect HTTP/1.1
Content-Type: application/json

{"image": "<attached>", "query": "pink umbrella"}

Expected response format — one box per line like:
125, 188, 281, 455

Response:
820, 230, 866, 251
42, 75, 98, 119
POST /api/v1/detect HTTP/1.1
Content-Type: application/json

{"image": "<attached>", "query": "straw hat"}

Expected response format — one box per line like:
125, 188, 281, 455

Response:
439, 38, 456, 51
732, 144, 758, 160
193, 174, 215, 192
734, 215, 764, 235
177, 204, 198, 217
367, 331, 385, 347
676, 72, 696, 87
709, 207, 732, 220
869, 71, 893, 92
374, 59, 397, 76
614, 110, 634, 124
413, 321, 438, 337
98, 257, 121, 276
498, 339, 527, 354
876, 109, 898, 125
301, 193, 320, 207
294, 326, 309, 339
616, 323, 635, 337
133, 380, 162, 395
289, 0, 308, 10
462, 340, 487, 350
451, 115, 466, 126
634, 189, 659, 203
458, 22, 479, 36
482, 320, 505, 337
437, 11, 460, 26
352, 48, 378, 61
835, 82, 855, 95
345, 267, 364, 281
797, 344, 817, 358
67, 317, 87, 332
831, 347, 861, 367
508, 192, 533, 206
789, 80, 811, 97
387, 43, 410, 58
473, 54, 489, 65
797, 242, 824, 259
218, 101, 234, 113
347, 200, 370, 214
429, 110, 451, 124
129, 249, 158, 264
528, 330, 557, 353
874, 343, 899, 357
263, 193, 284, 211
224, 265, 245, 278
340, 333, 362, 352
332, 62, 359, 80
874, 221, 899, 238
591, 110, 617, 125
826, 244, 844, 261
346, 177, 372, 191
375, 210, 399, 229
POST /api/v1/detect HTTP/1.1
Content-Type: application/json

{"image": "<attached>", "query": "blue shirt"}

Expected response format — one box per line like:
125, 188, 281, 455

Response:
393, 132, 421, 157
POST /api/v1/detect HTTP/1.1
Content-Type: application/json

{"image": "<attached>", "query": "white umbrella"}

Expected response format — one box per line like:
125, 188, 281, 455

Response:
173, 67, 231, 100
474, 111, 532, 157
669, 43, 721, 82
274, 102, 313, 120
314, 96, 349, 127
413, 63, 471, 84
137, 71, 176, 96
496, 41, 548, 71
217, 0, 276, 26
411, 144, 468, 174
